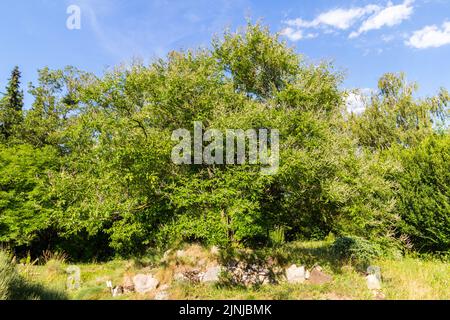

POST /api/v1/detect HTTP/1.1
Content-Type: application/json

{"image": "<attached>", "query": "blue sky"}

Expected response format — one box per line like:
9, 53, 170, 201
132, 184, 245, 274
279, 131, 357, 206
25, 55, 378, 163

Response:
1, 0, 450, 107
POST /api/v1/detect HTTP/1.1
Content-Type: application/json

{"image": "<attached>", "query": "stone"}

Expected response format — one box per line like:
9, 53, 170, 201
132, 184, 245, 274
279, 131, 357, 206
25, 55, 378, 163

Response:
201, 266, 222, 283
176, 250, 186, 258
66, 265, 81, 290
155, 291, 170, 300
367, 266, 382, 281
307, 266, 332, 285
366, 266, 382, 291
159, 284, 170, 291
366, 274, 382, 290
285, 264, 306, 284
133, 274, 159, 294
174, 272, 188, 283
305, 270, 311, 280
106, 281, 124, 297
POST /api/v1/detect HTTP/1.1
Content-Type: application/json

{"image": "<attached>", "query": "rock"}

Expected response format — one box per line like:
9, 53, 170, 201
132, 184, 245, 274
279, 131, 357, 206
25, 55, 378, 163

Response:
133, 274, 159, 294
305, 270, 311, 280
366, 274, 381, 290
176, 250, 186, 258
106, 281, 124, 297
66, 265, 81, 290
201, 266, 221, 283
183, 269, 202, 283
307, 266, 332, 285
367, 266, 381, 281
155, 291, 170, 300
285, 264, 306, 284
174, 272, 188, 283
159, 284, 170, 291
366, 266, 382, 291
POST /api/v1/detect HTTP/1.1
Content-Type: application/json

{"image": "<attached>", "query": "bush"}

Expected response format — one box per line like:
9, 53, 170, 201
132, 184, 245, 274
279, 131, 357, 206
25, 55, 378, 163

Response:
396, 134, 450, 252
331, 236, 382, 269
0, 250, 66, 300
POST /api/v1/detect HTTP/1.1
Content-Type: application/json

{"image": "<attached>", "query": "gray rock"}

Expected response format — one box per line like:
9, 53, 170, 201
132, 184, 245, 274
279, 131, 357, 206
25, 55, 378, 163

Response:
285, 264, 306, 284
133, 274, 159, 294
366, 266, 382, 290
367, 266, 382, 281
366, 274, 382, 290
174, 272, 188, 283
155, 291, 169, 300
66, 266, 81, 290
176, 250, 186, 258
201, 266, 221, 283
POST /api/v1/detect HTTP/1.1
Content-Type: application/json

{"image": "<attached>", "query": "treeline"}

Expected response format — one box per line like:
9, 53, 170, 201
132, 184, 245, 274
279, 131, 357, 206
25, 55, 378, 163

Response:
0, 24, 448, 260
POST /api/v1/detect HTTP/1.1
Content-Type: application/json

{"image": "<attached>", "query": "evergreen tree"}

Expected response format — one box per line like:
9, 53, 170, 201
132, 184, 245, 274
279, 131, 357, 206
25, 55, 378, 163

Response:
0, 66, 24, 140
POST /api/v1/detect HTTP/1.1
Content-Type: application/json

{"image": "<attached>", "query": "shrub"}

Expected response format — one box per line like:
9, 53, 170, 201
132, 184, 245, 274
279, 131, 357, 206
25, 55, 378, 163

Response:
395, 134, 450, 252
331, 236, 382, 269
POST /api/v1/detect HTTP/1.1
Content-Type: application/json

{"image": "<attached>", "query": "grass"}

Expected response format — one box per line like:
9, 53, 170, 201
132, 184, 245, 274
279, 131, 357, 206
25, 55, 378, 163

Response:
2, 242, 448, 300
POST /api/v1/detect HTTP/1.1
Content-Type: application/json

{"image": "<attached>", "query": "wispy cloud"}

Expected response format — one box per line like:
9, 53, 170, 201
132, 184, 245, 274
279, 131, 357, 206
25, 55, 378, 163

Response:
350, 0, 414, 38
406, 21, 450, 48
281, 0, 415, 42
284, 5, 379, 31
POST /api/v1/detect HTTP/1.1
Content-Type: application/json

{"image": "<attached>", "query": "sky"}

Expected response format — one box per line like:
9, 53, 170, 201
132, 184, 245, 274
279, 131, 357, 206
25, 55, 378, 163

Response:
1, 0, 450, 108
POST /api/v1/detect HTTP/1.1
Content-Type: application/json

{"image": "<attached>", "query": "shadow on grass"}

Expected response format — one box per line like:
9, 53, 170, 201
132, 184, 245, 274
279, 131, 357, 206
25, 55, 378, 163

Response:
219, 241, 345, 274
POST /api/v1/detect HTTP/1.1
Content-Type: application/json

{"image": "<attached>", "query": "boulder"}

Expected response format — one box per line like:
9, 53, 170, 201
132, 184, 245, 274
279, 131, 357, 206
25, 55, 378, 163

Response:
66, 266, 81, 290
366, 266, 382, 291
155, 291, 170, 300
174, 272, 188, 283
285, 264, 306, 284
366, 274, 382, 290
133, 274, 159, 294
307, 266, 332, 285
201, 266, 222, 283
176, 250, 186, 258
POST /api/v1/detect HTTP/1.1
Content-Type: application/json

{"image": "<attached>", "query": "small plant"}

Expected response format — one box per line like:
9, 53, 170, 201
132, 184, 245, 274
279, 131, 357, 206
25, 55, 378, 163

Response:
331, 236, 382, 270
269, 226, 285, 247
41, 250, 68, 264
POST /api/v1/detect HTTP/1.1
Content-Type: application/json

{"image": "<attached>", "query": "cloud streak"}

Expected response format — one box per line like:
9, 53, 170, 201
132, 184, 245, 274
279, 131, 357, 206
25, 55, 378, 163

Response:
281, 0, 415, 42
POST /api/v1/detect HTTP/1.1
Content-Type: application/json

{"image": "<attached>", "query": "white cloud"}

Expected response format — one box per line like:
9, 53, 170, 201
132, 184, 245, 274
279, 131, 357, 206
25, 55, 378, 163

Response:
280, 27, 304, 41
406, 22, 450, 49
314, 6, 380, 30
281, 1, 414, 42
284, 5, 379, 32
346, 88, 373, 114
350, 0, 414, 38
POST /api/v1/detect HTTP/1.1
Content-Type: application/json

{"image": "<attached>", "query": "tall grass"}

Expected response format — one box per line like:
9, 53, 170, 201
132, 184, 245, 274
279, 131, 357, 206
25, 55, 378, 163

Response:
0, 250, 67, 300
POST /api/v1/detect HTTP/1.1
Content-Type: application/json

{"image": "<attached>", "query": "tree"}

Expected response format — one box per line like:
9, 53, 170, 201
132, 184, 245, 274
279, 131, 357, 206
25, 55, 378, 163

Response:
0, 66, 24, 141
351, 73, 449, 150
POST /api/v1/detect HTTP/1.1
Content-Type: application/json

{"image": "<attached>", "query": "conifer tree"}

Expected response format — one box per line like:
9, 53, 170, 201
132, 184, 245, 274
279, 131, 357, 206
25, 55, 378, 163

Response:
0, 66, 24, 140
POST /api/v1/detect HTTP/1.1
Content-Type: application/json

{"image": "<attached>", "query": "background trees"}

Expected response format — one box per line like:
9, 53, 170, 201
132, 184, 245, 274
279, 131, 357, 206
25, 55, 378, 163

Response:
0, 24, 448, 259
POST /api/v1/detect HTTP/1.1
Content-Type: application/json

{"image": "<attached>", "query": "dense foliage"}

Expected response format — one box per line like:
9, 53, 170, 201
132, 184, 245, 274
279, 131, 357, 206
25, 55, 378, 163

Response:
0, 24, 448, 259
